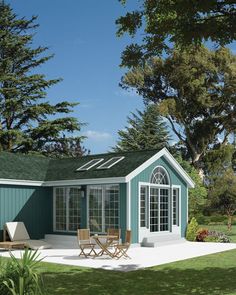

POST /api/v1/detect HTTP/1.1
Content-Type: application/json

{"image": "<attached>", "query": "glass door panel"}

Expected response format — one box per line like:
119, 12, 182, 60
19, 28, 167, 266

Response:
160, 189, 169, 231
55, 188, 67, 231
150, 188, 159, 232
68, 188, 81, 231
89, 187, 103, 232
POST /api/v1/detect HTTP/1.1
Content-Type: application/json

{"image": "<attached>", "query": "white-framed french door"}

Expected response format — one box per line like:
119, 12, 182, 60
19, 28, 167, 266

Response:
87, 184, 120, 233
150, 187, 169, 232
139, 182, 181, 241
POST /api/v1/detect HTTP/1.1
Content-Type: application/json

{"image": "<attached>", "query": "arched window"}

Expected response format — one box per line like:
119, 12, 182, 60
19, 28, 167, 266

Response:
150, 166, 169, 185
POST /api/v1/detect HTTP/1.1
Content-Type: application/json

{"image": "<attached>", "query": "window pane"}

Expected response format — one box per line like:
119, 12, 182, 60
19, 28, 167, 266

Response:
150, 167, 169, 185
150, 188, 159, 232
140, 186, 147, 228
173, 188, 179, 226
89, 187, 103, 232
68, 187, 81, 231
104, 185, 119, 231
55, 188, 66, 231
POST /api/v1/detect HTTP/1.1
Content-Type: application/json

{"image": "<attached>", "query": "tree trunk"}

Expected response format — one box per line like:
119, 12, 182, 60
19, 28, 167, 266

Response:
227, 214, 232, 231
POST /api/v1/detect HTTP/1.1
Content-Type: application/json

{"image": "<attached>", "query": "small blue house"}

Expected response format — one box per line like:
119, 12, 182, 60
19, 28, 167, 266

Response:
0, 148, 194, 245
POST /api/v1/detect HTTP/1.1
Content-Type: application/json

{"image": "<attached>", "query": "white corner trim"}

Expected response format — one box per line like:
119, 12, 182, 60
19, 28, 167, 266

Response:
0, 178, 44, 186
126, 181, 131, 230
125, 148, 195, 188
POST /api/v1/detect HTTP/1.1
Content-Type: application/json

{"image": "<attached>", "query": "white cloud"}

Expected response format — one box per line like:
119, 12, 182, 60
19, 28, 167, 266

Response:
83, 130, 112, 141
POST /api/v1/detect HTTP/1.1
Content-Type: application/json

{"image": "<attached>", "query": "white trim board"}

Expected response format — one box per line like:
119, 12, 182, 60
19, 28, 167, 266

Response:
0, 178, 44, 187
43, 177, 126, 187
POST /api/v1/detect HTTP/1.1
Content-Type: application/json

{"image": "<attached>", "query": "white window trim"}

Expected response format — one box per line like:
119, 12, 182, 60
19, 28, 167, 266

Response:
87, 184, 120, 233
139, 184, 149, 229
96, 156, 125, 169
138, 181, 171, 235
76, 158, 104, 171
53, 186, 83, 233
150, 165, 170, 185
172, 185, 181, 231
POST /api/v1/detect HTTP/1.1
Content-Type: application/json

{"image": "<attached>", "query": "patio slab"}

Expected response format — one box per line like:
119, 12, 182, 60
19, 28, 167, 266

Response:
1, 241, 236, 272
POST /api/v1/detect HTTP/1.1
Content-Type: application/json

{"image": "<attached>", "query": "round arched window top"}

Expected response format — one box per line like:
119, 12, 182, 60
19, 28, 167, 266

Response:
150, 166, 170, 185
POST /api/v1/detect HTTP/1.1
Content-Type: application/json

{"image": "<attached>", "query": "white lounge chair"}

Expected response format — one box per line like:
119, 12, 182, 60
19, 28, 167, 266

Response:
4, 222, 51, 250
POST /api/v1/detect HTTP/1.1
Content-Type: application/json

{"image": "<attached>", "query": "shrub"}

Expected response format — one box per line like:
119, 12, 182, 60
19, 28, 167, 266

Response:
196, 228, 209, 242
208, 230, 231, 243
186, 217, 199, 241
204, 236, 219, 242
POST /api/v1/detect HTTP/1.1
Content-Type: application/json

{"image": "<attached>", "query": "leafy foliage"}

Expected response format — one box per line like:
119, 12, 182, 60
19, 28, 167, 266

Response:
113, 104, 170, 152
0, 2, 85, 156
208, 230, 231, 243
116, 0, 236, 66
0, 249, 44, 295
209, 168, 236, 230
120, 46, 236, 168
196, 228, 209, 242
172, 155, 207, 218
204, 143, 235, 181
186, 217, 199, 241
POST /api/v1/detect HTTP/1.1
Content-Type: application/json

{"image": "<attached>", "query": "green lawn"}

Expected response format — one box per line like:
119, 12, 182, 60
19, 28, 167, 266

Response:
2, 227, 236, 295
200, 224, 236, 242
17, 248, 236, 295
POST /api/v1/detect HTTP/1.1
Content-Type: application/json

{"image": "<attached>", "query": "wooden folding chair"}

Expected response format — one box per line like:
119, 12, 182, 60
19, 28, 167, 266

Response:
107, 228, 121, 246
113, 230, 131, 259
77, 229, 97, 258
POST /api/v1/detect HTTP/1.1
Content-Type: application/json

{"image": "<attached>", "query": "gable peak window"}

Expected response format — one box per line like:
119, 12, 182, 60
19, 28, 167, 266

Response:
150, 166, 169, 185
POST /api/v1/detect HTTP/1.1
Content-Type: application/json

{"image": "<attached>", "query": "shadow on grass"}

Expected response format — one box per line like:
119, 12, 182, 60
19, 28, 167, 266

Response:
42, 266, 236, 295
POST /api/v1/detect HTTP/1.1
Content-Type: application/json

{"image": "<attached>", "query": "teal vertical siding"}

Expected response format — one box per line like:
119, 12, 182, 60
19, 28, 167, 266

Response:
119, 183, 127, 242
80, 186, 87, 229
130, 156, 188, 243
0, 185, 53, 241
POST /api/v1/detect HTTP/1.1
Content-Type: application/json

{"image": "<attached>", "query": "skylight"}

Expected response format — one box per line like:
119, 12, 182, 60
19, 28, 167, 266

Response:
76, 159, 103, 171
97, 157, 124, 169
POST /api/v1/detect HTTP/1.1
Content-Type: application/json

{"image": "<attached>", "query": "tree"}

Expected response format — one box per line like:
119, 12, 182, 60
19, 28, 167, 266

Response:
175, 155, 207, 218
204, 143, 235, 182
120, 46, 236, 169
116, 0, 236, 67
41, 136, 90, 158
113, 104, 170, 152
209, 169, 236, 230
0, 2, 85, 155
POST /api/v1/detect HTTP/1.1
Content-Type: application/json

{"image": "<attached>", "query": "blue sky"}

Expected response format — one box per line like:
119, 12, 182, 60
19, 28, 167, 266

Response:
9, 0, 145, 154
8, 1, 236, 154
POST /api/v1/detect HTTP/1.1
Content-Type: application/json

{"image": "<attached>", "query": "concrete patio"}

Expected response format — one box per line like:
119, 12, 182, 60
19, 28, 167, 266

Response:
1, 240, 236, 272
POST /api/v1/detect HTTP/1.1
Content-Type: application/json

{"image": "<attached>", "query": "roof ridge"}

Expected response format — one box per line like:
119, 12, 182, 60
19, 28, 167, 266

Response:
50, 148, 160, 161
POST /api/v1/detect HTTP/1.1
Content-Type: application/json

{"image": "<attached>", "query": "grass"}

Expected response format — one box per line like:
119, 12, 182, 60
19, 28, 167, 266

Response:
200, 224, 236, 242
2, 248, 236, 295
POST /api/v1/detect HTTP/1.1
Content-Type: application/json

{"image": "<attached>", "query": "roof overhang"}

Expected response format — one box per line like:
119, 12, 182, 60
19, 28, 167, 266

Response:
125, 148, 195, 188
0, 177, 126, 187
0, 178, 44, 187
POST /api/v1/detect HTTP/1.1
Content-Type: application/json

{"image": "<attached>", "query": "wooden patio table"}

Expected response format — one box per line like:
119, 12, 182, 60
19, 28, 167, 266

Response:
92, 235, 117, 258
0, 241, 25, 250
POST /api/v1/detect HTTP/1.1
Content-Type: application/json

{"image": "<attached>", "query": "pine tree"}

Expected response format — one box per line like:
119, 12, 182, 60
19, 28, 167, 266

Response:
0, 2, 85, 155
113, 105, 170, 152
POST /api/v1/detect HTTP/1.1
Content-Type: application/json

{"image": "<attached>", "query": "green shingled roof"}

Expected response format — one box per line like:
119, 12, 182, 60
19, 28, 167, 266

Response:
0, 150, 158, 182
